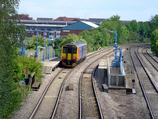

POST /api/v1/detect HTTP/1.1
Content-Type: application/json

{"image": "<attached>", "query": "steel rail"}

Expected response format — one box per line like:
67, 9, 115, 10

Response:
79, 71, 82, 119
92, 65, 104, 119
129, 48, 155, 119
137, 49, 158, 93
79, 62, 103, 119
142, 49, 158, 72
50, 68, 74, 119
79, 51, 114, 119
50, 49, 110, 118
50, 49, 104, 118
29, 48, 111, 119
146, 49, 158, 64
29, 68, 64, 119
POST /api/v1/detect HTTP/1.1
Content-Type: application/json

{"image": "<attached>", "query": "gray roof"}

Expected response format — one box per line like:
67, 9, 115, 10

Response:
62, 21, 98, 30
37, 18, 53, 21
89, 18, 106, 25
81, 21, 99, 28
121, 20, 132, 24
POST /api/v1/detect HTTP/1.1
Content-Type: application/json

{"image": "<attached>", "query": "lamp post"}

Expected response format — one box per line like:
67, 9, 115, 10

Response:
48, 31, 50, 60
108, 31, 118, 68
53, 30, 56, 58
43, 28, 46, 62
36, 27, 38, 57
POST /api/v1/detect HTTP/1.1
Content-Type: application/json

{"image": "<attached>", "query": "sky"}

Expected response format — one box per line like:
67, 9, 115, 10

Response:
18, 0, 158, 22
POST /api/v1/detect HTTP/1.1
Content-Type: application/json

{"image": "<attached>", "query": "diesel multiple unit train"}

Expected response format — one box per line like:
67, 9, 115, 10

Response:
61, 41, 87, 67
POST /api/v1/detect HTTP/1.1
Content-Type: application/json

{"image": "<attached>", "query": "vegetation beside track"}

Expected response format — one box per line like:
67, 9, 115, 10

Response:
0, 1, 43, 118
13, 55, 43, 83
150, 29, 158, 56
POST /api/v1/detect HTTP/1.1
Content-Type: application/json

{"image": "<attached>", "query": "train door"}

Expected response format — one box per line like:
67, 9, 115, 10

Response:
66, 46, 73, 61
82, 46, 83, 57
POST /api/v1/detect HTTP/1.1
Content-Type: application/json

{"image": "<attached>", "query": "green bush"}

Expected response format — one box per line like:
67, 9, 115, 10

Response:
0, 55, 43, 118
55, 48, 61, 57
27, 35, 52, 50
150, 29, 158, 55
13, 55, 43, 83
1, 88, 23, 119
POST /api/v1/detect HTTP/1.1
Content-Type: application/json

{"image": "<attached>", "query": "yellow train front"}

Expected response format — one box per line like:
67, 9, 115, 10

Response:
61, 41, 87, 67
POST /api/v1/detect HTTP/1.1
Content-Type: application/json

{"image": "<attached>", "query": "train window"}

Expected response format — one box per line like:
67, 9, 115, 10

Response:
79, 47, 82, 52
68, 47, 72, 53
83, 46, 86, 51
73, 47, 77, 54
63, 47, 67, 53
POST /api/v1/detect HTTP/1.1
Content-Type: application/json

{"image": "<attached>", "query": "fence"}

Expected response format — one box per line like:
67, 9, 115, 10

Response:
25, 46, 55, 61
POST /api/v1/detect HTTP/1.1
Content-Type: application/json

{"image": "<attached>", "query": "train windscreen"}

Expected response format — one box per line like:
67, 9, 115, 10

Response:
68, 47, 72, 53
73, 47, 77, 54
63, 46, 77, 54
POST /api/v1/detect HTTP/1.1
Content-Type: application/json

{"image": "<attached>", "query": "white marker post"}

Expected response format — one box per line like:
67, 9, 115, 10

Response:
19, 80, 26, 97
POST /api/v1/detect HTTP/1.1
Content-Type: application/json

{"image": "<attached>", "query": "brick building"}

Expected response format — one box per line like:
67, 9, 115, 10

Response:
54, 16, 79, 21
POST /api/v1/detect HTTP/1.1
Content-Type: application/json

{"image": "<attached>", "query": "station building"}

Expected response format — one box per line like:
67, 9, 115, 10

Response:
17, 15, 104, 39
17, 19, 76, 40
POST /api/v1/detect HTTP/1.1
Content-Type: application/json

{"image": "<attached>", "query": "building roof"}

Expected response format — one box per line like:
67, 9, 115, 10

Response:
121, 20, 132, 24
54, 17, 80, 21
17, 14, 33, 20
17, 20, 76, 26
62, 21, 99, 30
82, 21, 99, 28
37, 18, 53, 21
89, 18, 106, 25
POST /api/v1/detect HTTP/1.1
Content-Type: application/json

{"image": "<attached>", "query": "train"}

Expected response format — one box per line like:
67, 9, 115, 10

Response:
61, 41, 87, 67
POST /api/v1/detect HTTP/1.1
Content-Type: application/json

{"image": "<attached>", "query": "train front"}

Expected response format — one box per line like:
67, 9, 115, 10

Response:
61, 45, 78, 67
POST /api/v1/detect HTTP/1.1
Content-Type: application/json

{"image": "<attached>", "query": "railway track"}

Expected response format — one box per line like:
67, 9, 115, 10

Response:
13, 43, 158, 119
147, 48, 158, 62
79, 50, 114, 119
130, 47, 158, 119
28, 44, 156, 119
142, 48, 158, 71
140, 48, 158, 92
29, 68, 72, 119
29, 47, 114, 119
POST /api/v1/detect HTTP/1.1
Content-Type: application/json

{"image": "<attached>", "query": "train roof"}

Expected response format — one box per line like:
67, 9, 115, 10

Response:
63, 41, 87, 47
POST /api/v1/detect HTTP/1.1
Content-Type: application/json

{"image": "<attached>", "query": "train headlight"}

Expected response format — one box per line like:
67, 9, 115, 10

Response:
62, 56, 66, 59
73, 57, 76, 59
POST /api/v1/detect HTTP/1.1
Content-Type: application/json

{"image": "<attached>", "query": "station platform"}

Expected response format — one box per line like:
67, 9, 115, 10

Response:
40, 57, 61, 74
98, 57, 126, 93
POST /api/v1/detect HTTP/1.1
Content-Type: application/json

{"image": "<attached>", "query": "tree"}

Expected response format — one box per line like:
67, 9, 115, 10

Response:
109, 15, 120, 21
60, 34, 87, 46
138, 22, 152, 38
0, 0, 25, 118
121, 25, 130, 43
156, 40, 158, 56
78, 30, 95, 52
100, 15, 128, 44
150, 15, 158, 31
27, 35, 49, 50
150, 29, 158, 56
130, 20, 139, 33
125, 23, 133, 31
